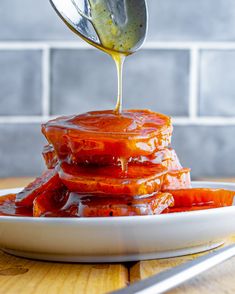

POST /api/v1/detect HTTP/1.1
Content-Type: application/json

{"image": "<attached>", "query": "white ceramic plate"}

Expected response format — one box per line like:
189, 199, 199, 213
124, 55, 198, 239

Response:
0, 181, 234, 263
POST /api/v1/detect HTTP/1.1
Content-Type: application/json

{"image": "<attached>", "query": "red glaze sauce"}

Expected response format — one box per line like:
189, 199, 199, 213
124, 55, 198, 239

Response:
42, 110, 173, 164
1, 188, 233, 217
58, 162, 167, 196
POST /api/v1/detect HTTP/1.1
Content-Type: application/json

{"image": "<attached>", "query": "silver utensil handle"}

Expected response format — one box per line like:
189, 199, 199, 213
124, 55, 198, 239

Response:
111, 244, 235, 294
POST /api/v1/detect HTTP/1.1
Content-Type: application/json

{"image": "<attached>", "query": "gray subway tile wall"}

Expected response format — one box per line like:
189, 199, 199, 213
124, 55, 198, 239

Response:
172, 126, 235, 178
0, 0, 75, 40
199, 50, 235, 116
123, 50, 189, 116
51, 49, 189, 116
2, 0, 235, 42
0, 124, 46, 178
148, 0, 235, 41
51, 49, 117, 114
0, 50, 42, 116
0, 0, 235, 178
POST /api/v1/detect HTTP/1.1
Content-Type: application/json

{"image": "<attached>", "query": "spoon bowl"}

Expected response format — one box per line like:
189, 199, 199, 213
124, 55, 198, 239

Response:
49, 0, 148, 54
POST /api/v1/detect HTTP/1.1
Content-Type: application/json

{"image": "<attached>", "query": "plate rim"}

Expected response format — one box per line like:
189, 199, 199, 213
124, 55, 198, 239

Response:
0, 180, 234, 223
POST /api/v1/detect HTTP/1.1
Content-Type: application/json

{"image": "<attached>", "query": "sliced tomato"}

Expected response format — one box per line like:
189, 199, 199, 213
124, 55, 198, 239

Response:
165, 188, 235, 208
16, 169, 63, 207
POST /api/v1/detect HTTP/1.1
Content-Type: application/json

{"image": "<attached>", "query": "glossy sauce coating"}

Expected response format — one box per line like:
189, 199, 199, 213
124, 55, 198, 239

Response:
59, 162, 168, 196
0, 194, 32, 217
166, 188, 235, 208
42, 110, 172, 163
42, 145, 58, 170
77, 192, 174, 217
43, 146, 182, 170
0, 188, 234, 217
32, 192, 174, 217
162, 168, 191, 190
33, 188, 70, 217
16, 169, 63, 207
1, 108, 234, 218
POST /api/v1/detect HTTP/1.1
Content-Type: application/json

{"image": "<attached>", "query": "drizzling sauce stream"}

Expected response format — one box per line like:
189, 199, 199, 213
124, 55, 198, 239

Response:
113, 53, 125, 114
72, 0, 141, 114
119, 156, 128, 174
70, 0, 143, 167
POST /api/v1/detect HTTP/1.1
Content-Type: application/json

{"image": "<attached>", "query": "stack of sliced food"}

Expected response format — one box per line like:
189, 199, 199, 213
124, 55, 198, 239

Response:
0, 110, 234, 217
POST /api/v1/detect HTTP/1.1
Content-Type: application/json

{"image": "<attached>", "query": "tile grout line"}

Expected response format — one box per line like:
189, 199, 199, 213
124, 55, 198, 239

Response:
143, 41, 235, 50
3, 41, 235, 50
189, 48, 199, 119
0, 117, 47, 123
42, 47, 51, 117
173, 117, 235, 125
1, 116, 235, 126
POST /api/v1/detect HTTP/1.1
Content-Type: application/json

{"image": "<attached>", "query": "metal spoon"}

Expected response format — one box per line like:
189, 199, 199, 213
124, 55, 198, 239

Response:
111, 244, 235, 294
49, 0, 148, 54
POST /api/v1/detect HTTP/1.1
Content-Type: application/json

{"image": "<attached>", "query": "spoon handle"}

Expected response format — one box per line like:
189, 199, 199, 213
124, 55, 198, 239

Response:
111, 244, 235, 294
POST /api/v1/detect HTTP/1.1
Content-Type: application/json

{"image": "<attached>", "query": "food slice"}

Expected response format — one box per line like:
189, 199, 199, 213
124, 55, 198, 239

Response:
161, 149, 182, 171
58, 163, 168, 196
42, 145, 181, 171
0, 194, 32, 217
129, 148, 182, 170
34, 192, 174, 217
42, 110, 172, 163
16, 169, 63, 207
166, 188, 235, 209
162, 168, 191, 190
42, 144, 57, 169
33, 188, 69, 217
78, 192, 174, 217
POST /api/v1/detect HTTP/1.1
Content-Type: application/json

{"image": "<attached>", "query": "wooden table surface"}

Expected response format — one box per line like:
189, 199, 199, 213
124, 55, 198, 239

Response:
0, 178, 234, 294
